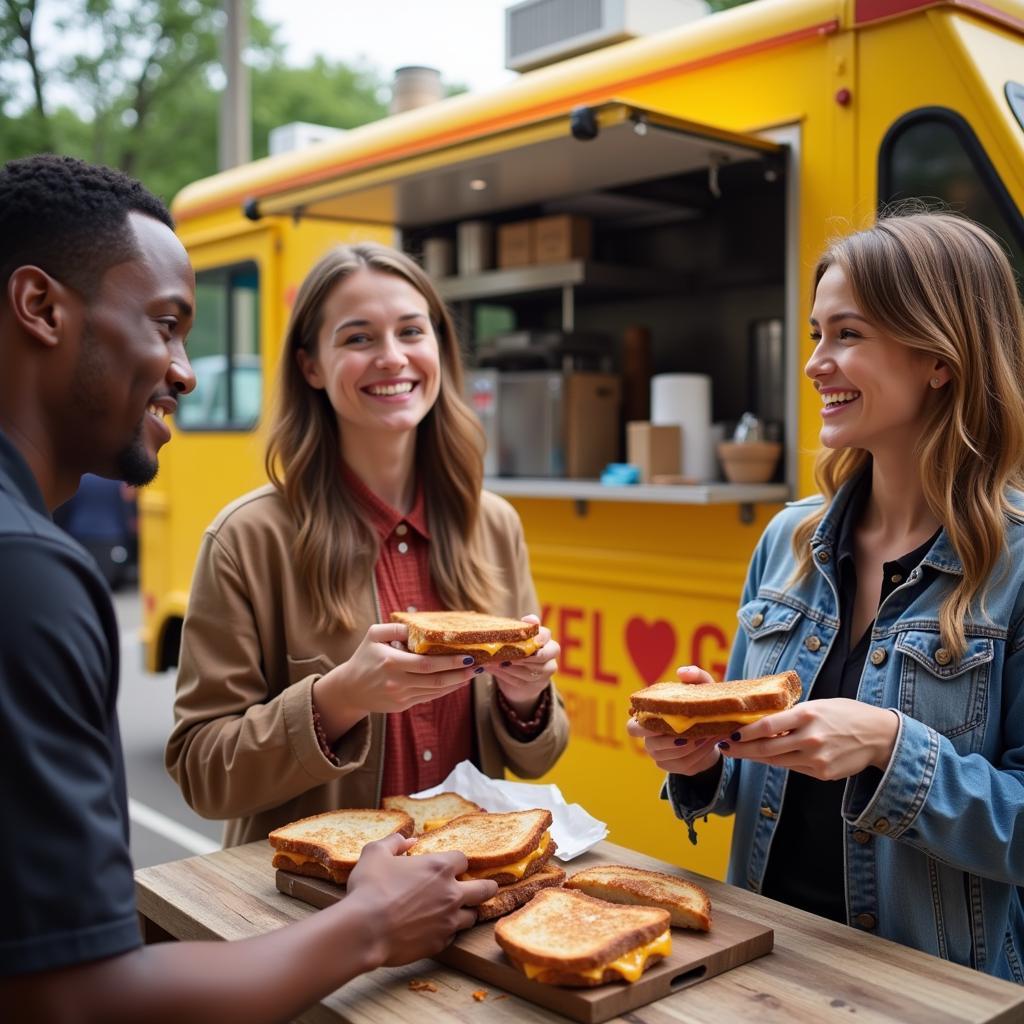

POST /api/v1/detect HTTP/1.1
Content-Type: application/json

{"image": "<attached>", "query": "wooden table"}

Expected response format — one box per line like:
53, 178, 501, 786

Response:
135, 840, 1024, 1023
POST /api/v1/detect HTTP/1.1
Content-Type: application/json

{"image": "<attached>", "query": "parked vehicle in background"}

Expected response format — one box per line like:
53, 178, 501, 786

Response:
54, 475, 138, 591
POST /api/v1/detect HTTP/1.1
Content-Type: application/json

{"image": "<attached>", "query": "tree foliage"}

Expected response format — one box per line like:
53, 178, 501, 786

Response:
0, 0, 390, 202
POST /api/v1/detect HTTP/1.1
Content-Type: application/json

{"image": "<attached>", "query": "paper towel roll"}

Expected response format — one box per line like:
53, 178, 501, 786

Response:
650, 374, 714, 481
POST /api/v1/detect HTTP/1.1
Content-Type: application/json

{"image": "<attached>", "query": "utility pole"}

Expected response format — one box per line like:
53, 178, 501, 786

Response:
219, 0, 251, 170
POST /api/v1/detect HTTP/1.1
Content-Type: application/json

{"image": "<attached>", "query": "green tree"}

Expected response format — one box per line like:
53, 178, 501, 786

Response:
250, 55, 387, 160
0, 0, 394, 202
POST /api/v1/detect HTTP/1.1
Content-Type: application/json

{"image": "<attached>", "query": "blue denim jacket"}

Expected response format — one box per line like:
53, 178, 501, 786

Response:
666, 478, 1024, 980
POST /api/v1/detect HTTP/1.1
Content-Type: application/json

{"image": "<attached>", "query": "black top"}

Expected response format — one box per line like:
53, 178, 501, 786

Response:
761, 473, 938, 922
0, 430, 140, 975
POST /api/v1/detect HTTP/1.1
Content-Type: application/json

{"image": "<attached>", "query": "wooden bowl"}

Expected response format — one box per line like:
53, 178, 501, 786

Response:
717, 440, 782, 484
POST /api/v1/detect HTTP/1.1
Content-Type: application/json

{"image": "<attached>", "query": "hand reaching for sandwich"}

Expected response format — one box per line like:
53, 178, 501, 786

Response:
488, 614, 560, 716
313, 623, 477, 740
344, 833, 498, 967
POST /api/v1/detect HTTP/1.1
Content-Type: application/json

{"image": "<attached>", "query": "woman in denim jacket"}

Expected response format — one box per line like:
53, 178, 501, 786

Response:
630, 212, 1024, 980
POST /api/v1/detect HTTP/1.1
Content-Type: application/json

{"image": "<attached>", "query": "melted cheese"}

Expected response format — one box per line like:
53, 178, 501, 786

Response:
274, 850, 317, 867
635, 710, 766, 733
521, 931, 671, 984
460, 832, 550, 881
423, 817, 451, 832
412, 636, 542, 658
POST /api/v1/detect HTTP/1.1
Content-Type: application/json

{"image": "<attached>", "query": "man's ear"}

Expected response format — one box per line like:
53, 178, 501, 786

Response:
296, 346, 324, 389
7, 266, 77, 348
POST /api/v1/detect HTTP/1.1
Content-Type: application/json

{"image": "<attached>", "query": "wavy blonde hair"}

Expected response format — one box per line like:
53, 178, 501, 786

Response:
266, 242, 499, 632
792, 212, 1024, 657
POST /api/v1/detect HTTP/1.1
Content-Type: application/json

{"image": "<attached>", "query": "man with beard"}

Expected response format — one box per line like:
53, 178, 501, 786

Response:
0, 155, 496, 1021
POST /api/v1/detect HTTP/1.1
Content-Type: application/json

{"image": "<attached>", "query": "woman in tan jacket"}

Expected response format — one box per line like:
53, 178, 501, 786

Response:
166, 243, 569, 846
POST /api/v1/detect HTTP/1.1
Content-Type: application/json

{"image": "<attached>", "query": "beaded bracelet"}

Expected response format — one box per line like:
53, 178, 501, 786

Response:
311, 696, 342, 767
496, 684, 551, 740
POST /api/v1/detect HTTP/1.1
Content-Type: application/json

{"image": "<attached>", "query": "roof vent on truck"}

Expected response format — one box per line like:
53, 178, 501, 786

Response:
505, 0, 709, 73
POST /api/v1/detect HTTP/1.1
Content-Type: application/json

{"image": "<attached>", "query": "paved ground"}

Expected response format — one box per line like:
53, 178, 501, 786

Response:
114, 587, 224, 868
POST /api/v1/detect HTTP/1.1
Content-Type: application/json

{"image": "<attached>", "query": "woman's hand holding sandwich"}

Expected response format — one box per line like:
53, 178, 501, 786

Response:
627, 719, 726, 775
626, 664, 726, 775
345, 832, 498, 966
488, 614, 560, 716
312, 623, 478, 741
723, 699, 899, 780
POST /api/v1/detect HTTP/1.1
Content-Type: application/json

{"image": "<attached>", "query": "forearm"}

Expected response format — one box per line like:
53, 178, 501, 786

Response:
844, 714, 1024, 883
492, 686, 569, 777
169, 680, 367, 819
3, 898, 385, 1024
312, 673, 369, 742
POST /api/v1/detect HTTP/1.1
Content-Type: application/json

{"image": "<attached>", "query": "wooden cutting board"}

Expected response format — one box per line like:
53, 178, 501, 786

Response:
275, 865, 774, 1024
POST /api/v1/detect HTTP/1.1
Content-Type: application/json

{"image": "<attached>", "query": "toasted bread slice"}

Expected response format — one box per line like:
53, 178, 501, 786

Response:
406, 809, 554, 884
477, 865, 567, 922
381, 792, 482, 834
494, 888, 671, 986
391, 610, 542, 664
629, 670, 801, 738
268, 808, 414, 885
565, 864, 711, 931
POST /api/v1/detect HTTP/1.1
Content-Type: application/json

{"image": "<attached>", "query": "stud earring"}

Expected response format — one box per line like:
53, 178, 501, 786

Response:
930, 378, 941, 389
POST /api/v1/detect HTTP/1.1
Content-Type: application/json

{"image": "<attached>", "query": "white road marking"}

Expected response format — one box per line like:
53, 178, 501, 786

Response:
128, 798, 220, 855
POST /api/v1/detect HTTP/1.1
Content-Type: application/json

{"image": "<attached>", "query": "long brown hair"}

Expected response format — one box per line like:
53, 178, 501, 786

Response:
266, 242, 499, 631
792, 212, 1024, 657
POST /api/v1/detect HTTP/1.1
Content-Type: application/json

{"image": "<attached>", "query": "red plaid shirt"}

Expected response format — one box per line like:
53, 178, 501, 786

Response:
342, 466, 474, 798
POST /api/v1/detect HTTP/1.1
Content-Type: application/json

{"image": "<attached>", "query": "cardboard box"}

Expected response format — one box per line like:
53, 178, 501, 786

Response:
456, 220, 493, 275
497, 221, 534, 268
627, 422, 682, 483
422, 237, 454, 278
533, 214, 591, 264
566, 373, 621, 478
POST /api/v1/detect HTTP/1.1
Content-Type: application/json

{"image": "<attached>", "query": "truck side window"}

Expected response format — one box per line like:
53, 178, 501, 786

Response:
177, 262, 261, 431
878, 108, 1024, 281
1008, 82, 1024, 135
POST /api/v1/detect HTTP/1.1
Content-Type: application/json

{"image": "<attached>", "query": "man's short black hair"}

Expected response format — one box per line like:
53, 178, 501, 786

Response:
0, 154, 174, 299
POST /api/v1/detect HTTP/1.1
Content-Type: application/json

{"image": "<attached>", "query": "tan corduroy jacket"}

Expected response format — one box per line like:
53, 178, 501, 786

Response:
165, 484, 569, 847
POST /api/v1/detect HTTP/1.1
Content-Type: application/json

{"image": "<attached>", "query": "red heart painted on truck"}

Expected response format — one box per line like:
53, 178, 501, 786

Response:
625, 618, 678, 684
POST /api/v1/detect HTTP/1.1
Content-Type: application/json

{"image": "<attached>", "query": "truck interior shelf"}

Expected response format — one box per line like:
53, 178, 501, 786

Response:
436, 260, 681, 302
484, 478, 790, 505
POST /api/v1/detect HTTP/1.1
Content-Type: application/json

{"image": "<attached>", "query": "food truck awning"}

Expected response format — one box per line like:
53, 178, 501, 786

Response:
242, 101, 785, 227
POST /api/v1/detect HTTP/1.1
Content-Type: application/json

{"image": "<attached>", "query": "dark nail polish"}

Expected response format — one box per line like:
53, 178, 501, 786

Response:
718, 741, 730, 750
473, 666, 485, 674
673, 737, 688, 747
463, 657, 474, 666
730, 732, 742, 741
501, 661, 512, 668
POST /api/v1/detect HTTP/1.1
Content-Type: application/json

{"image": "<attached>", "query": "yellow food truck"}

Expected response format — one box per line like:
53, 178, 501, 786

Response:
144, 0, 1024, 876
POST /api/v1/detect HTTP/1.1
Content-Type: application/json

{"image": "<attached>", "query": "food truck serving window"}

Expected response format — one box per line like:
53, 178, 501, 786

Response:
878, 107, 1024, 279
177, 262, 261, 432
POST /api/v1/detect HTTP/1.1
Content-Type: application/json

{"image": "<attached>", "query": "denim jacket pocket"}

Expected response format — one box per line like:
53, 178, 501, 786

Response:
738, 599, 802, 678
894, 629, 993, 745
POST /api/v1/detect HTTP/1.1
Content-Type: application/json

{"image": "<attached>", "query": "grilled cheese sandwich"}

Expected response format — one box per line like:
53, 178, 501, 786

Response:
391, 610, 542, 665
269, 808, 414, 885
460, 832, 550, 881
629, 671, 802, 739
495, 888, 672, 988
520, 931, 671, 984
407, 808, 555, 887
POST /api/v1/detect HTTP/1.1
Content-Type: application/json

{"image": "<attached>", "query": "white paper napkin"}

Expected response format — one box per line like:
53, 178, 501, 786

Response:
411, 760, 607, 861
